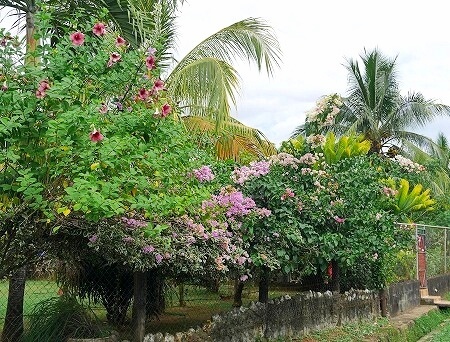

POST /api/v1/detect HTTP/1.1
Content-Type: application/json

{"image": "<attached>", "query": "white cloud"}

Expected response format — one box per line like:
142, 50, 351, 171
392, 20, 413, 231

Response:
174, 0, 450, 145
2, 1, 450, 146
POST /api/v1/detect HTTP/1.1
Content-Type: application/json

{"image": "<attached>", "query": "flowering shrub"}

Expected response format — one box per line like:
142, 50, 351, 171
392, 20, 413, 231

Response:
234, 134, 424, 289
303, 93, 342, 137
392, 155, 426, 173
83, 186, 266, 280
0, 12, 236, 280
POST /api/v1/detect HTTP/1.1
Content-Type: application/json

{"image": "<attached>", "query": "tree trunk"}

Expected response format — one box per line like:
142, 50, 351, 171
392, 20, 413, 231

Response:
25, 2, 38, 66
178, 283, 186, 307
208, 277, 220, 293
233, 278, 245, 307
132, 271, 147, 342
2, 267, 26, 342
258, 267, 270, 303
379, 287, 388, 317
98, 265, 132, 326
331, 260, 340, 293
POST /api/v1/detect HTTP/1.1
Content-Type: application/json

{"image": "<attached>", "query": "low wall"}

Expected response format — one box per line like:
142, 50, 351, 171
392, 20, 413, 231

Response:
387, 280, 420, 317
143, 290, 379, 342
427, 273, 450, 296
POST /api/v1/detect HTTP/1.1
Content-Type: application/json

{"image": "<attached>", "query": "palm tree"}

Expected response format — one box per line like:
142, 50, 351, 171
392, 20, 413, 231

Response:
406, 133, 450, 197
1, 0, 280, 160
293, 49, 450, 154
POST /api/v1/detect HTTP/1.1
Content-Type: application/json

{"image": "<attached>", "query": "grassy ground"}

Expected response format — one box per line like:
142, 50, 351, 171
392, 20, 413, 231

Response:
6, 280, 448, 341
291, 308, 450, 342
0, 279, 60, 326
0, 279, 299, 338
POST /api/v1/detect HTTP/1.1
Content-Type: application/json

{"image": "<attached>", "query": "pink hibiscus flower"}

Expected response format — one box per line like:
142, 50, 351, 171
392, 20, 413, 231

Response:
146, 55, 156, 70
115, 36, 126, 47
89, 129, 104, 142
138, 88, 150, 101
152, 79, 165, 93
160, 103, 172, 117
107, 52, 121, 67
92, 22, 106, 36
70, 31, 85, 46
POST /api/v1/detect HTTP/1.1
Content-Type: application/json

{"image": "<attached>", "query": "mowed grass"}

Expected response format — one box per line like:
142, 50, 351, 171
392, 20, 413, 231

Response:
0, 279, 300, 338
0, 279, 60, 330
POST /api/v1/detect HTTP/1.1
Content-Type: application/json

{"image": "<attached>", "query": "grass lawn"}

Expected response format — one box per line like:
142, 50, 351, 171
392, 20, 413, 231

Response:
0, 279, 300, 339
0, 279, 60, 331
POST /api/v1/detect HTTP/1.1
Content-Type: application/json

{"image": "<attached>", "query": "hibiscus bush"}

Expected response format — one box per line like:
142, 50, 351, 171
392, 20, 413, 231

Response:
0, 8, 253, 287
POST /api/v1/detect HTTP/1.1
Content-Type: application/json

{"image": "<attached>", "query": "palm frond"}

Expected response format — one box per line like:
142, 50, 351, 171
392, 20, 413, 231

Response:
0, 0, 30, 13
172, 17, 281, 77
182, 115, 276, 161
290, 123, 307, 139
396, 92, 450, 128
168, 57, 239, 128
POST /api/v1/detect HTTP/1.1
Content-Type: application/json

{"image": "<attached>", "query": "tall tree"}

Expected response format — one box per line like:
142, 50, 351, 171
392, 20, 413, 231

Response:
406, 133, 450, 198
293, 49, 450, 154
1, 0, 281, 159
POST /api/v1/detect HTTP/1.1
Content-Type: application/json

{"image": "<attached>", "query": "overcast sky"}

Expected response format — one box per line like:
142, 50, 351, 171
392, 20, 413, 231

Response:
1, 1, 449, 146
173, 0, 450, 145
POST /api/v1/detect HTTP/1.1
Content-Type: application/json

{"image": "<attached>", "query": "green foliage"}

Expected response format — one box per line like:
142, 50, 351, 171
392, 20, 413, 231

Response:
24, 296, 106, 342
321, 132, 371, 164
384, 178, 435, 218
1, 10, 243, 280
279, 136, 306, 155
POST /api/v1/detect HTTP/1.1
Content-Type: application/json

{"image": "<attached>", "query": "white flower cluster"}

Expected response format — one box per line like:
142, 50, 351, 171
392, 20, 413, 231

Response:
392, 155, 426, 173
305, 94, 342, 127
306, 134, 326, 148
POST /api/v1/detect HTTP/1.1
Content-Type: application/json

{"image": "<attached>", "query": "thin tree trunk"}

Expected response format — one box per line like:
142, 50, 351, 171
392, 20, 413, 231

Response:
178, 283, 186, 307
233, 278, 245, 307
2, 267, 26, 342
379, 287, 388, 317
331, 259, 340, 293
132, 271, 147, 342
25, 1, 38, 66
258, 267, 270, 303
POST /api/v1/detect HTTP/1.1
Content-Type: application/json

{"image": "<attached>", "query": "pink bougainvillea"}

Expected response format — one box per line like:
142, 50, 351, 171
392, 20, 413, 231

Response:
192, 165, 215, 182
36, 80, 50, 99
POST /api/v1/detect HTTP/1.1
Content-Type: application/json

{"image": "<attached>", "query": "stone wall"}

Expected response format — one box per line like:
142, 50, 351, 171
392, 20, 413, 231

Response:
143, 290, 380, 342
426, 273, 450, 296
387, 280, 420, 317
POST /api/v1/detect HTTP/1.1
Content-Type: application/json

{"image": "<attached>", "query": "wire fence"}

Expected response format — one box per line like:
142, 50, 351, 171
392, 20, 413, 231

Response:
0, 270, 299, 341
1, 224, 448, 341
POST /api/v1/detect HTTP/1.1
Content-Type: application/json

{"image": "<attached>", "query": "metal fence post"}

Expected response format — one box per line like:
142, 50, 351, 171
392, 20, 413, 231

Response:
445, 228, 447, 273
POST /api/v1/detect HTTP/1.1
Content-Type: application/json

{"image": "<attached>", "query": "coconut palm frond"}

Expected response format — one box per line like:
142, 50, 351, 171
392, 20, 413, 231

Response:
182, 115, 275, 161
173, 17, 281, 77
168, 57, 239, 128
0, 0, 30, 13
290, 124, 307, 139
